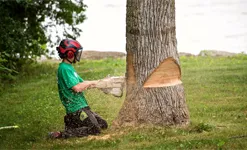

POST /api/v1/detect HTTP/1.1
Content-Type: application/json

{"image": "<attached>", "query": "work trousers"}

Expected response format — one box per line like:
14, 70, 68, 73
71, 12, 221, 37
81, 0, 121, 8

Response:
62, 106, 108, 138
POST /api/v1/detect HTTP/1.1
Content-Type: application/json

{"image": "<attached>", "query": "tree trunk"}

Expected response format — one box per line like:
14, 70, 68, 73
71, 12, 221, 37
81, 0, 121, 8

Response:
113, 0, 190, 127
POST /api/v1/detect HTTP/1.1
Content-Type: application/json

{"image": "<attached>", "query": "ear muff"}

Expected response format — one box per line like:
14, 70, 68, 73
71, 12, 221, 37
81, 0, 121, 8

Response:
67, 51, 74, 59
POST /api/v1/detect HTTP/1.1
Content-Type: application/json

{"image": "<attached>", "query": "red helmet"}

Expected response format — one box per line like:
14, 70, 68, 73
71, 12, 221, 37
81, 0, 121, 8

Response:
57, 39, 83, 62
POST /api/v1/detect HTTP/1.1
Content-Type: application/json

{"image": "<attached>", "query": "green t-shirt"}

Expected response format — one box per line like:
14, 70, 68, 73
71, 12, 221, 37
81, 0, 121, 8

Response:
57, 62, 88, 114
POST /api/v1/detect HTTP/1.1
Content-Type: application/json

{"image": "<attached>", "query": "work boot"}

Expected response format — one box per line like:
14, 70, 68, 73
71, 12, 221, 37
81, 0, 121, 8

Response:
48, 131, 62, 139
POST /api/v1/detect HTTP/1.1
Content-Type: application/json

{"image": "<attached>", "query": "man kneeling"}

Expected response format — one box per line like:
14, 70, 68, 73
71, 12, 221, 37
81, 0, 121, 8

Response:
49, 39, 108, 138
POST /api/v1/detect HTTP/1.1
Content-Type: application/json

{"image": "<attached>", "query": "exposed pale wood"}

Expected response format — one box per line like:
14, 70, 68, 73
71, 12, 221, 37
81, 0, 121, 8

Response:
143, 57, 182, 88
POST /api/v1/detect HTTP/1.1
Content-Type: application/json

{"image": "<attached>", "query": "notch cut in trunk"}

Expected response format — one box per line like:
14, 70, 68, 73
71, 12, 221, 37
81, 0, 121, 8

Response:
143, 57, 182, 88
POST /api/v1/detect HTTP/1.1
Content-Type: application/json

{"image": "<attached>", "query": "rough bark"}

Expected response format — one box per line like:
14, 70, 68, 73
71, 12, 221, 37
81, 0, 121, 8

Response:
113, 0, 190, 127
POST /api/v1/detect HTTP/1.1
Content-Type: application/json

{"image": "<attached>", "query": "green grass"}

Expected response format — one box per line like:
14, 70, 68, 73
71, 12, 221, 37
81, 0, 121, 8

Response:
1, 55, 247, 149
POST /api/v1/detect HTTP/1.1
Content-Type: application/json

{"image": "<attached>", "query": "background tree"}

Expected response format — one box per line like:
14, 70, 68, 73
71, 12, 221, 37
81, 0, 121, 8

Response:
114, 0, 190, 126
0, 0, 86, 81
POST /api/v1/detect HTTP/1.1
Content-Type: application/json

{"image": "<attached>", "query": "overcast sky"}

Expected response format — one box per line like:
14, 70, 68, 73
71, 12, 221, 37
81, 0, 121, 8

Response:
77, 0, 247, 54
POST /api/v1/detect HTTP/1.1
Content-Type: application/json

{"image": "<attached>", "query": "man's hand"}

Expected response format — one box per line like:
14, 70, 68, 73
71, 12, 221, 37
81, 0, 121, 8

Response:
87, 80, 99, 89
72, 80, 99, 93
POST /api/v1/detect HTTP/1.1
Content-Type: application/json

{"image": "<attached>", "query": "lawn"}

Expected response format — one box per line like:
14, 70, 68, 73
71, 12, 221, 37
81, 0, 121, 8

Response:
0, 55, 247, 149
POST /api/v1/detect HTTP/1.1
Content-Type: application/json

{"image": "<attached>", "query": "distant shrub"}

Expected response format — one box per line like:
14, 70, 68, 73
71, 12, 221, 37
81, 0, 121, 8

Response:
0, 52, 18, 84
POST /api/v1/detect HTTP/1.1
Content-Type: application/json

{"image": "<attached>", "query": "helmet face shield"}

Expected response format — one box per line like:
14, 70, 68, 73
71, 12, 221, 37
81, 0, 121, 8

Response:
75, 49, 83, 62
57, 39, 83, 62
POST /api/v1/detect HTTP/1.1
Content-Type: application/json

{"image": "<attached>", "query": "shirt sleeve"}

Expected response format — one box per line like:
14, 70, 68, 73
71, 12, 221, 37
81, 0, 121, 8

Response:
62, 68, 80, 89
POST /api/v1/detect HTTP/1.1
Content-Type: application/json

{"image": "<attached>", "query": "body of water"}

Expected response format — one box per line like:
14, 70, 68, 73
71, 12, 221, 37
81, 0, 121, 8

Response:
78, 0, 247, 55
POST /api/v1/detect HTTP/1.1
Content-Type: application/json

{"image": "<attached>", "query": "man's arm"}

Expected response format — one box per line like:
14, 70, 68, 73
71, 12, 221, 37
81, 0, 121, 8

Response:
72, 80, 99, 93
